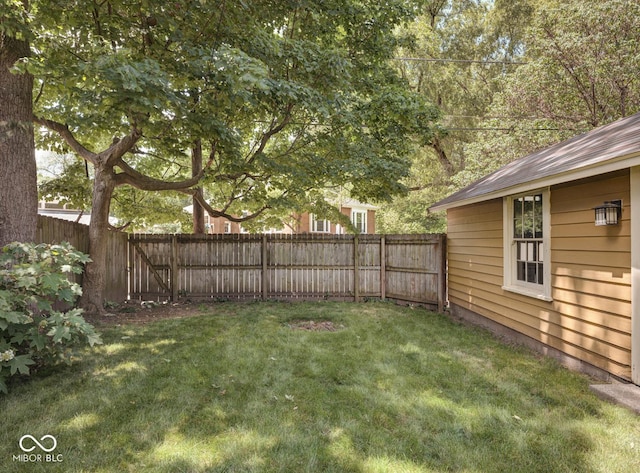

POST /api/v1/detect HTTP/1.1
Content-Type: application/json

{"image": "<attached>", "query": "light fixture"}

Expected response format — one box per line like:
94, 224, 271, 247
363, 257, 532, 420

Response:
594, 200, 622, 226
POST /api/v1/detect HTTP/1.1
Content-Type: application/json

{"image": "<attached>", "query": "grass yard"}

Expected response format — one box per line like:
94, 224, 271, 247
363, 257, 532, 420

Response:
1, 301, 639, 472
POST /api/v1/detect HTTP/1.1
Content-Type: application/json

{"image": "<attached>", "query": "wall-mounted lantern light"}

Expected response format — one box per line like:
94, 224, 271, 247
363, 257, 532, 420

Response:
594, 200, 622, 226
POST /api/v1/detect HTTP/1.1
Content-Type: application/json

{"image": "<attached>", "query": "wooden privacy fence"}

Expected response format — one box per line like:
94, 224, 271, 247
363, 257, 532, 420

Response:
130, 233, 446, 311
36, 215, 128, 303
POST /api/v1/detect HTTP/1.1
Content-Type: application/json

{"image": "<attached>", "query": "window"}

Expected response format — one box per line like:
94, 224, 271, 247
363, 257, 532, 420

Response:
351, 210, 367, 233
310, 214, 331, 233
503, 190, 551, 300
224, 221, 231, 233
240, 211, 249, 233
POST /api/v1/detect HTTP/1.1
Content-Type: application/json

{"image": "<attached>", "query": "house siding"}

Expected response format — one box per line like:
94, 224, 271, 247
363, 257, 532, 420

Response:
447, 170, 632, 380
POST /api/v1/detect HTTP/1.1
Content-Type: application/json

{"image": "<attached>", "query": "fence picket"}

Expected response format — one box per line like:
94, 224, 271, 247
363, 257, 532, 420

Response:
33, 218, 445, 309
36, 215, 128, 303
128, 233, 446, 310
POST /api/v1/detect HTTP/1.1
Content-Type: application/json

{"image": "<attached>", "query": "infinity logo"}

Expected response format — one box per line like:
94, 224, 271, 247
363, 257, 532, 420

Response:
19, 435, 57, 453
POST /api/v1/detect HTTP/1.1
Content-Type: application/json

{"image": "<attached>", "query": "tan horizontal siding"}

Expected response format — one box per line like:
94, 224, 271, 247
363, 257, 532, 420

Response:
553, 220, 631, 237
553, 262, 630, 285
447, 170, 633, 381
553, 274, 630, 305
552, 250, 630, 269
448, 259, 503, 278
450, 276, 630, 348
446, 200, 502, 225
551, 171, 629, 213
447, 220, 504, 234
448, 285, 629, 350
552, 236, 631, 252
449, 292, 631, 379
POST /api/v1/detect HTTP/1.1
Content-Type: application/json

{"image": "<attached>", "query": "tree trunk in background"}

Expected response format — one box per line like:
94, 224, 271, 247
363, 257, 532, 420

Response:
192, 139, 205, 234
0, 27, 37, 246
78, 165, 116, 314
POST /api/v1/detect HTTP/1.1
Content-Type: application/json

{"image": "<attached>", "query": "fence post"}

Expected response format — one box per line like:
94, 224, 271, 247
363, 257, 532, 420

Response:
380, 236, 386, 301
171, 235, 178, 302
262, 234, 268, 300
353, 235, 360, 302
128, 234, 134, 301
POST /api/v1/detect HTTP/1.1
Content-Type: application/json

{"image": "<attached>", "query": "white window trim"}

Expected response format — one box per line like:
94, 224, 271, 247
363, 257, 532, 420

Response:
502, 188, 552, 301
309, 214, 331, 233
351, 209, 367, 233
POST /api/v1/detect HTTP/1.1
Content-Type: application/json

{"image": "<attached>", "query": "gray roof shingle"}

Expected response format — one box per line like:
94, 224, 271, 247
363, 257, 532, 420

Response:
431, 112, 640, 210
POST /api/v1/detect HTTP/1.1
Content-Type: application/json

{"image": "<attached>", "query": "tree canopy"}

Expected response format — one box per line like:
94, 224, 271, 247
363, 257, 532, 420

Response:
11, 0, 437, 311
379, 0, 640, 233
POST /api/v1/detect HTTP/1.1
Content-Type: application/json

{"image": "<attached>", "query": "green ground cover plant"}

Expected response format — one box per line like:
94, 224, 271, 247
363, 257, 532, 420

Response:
1, 301, 639, 472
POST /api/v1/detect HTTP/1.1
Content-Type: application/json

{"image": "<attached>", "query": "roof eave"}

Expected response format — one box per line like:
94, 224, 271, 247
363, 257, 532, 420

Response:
430, 152, 640, 212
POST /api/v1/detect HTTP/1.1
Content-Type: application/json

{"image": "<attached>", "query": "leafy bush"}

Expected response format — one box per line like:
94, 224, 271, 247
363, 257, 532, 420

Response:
0, 242, 102, 393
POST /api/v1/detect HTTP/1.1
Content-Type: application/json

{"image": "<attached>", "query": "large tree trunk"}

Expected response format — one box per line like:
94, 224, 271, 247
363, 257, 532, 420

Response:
0, 26, 37, 246
78, 165, 116, 314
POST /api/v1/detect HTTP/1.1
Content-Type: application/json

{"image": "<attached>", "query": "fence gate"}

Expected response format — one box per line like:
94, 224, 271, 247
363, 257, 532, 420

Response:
129, 234, 175, 301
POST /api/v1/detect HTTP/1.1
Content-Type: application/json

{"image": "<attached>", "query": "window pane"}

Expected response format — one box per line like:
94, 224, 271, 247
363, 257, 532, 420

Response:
528, 242, 535, 262
523, 196, 534, 238
538, 242, 544, 262
517, 261, 526, 281
534, 194, 543, 238
526, 262, 537, 283
514, 198, 523, 238
537, 263, 544, 285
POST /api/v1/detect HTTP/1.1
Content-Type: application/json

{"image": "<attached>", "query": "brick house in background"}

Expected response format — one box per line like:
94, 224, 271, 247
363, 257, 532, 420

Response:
190, 199, 377, 235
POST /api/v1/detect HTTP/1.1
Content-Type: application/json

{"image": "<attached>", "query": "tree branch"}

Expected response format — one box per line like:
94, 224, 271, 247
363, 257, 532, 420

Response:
102, 127, 144, 167
183, 189, 270, 222
430, 135, 455, 177
113, 158, 204, 190
248, 103, 294, 162
33, 116, 99, 164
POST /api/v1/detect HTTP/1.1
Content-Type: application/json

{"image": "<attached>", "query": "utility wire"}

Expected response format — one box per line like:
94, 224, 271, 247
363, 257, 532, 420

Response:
393, 57, 527, 65
446, 127, 577, 132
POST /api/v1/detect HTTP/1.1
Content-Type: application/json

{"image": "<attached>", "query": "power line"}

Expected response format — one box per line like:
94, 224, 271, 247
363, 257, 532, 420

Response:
446, 127, 576, 132
443, 115, 548, 120
393, 57, 527, 65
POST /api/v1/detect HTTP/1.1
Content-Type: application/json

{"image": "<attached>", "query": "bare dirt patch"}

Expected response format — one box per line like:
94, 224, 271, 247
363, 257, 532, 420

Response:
286, 320, 344, 332
83, 301, 207, 327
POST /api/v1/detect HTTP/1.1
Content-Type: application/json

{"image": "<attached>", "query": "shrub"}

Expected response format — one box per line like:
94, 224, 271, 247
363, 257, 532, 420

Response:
0, 242, 102, 393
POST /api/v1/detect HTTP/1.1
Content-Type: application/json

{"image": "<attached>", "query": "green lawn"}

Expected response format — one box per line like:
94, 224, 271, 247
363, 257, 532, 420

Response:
1, 302, 639, 472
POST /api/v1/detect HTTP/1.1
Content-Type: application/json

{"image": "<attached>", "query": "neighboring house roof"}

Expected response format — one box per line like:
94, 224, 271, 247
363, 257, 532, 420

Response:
38, 208, 92, 225
431, 112, 640, 211
37, 208, 119, 226
337, 198, 378, 211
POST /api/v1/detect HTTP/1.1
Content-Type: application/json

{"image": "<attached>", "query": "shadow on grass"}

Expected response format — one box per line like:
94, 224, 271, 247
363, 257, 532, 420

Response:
0, 302, 636, 473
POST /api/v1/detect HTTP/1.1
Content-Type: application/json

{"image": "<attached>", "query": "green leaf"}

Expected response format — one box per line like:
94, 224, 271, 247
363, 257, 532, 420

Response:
86, 332, 103, 347
48, 325, 71, 343
41, 273, 63, 293
57, 287, 78, 303
0, 310, 31, 325
8, 355, 35, 376
29, 333, 48, 351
